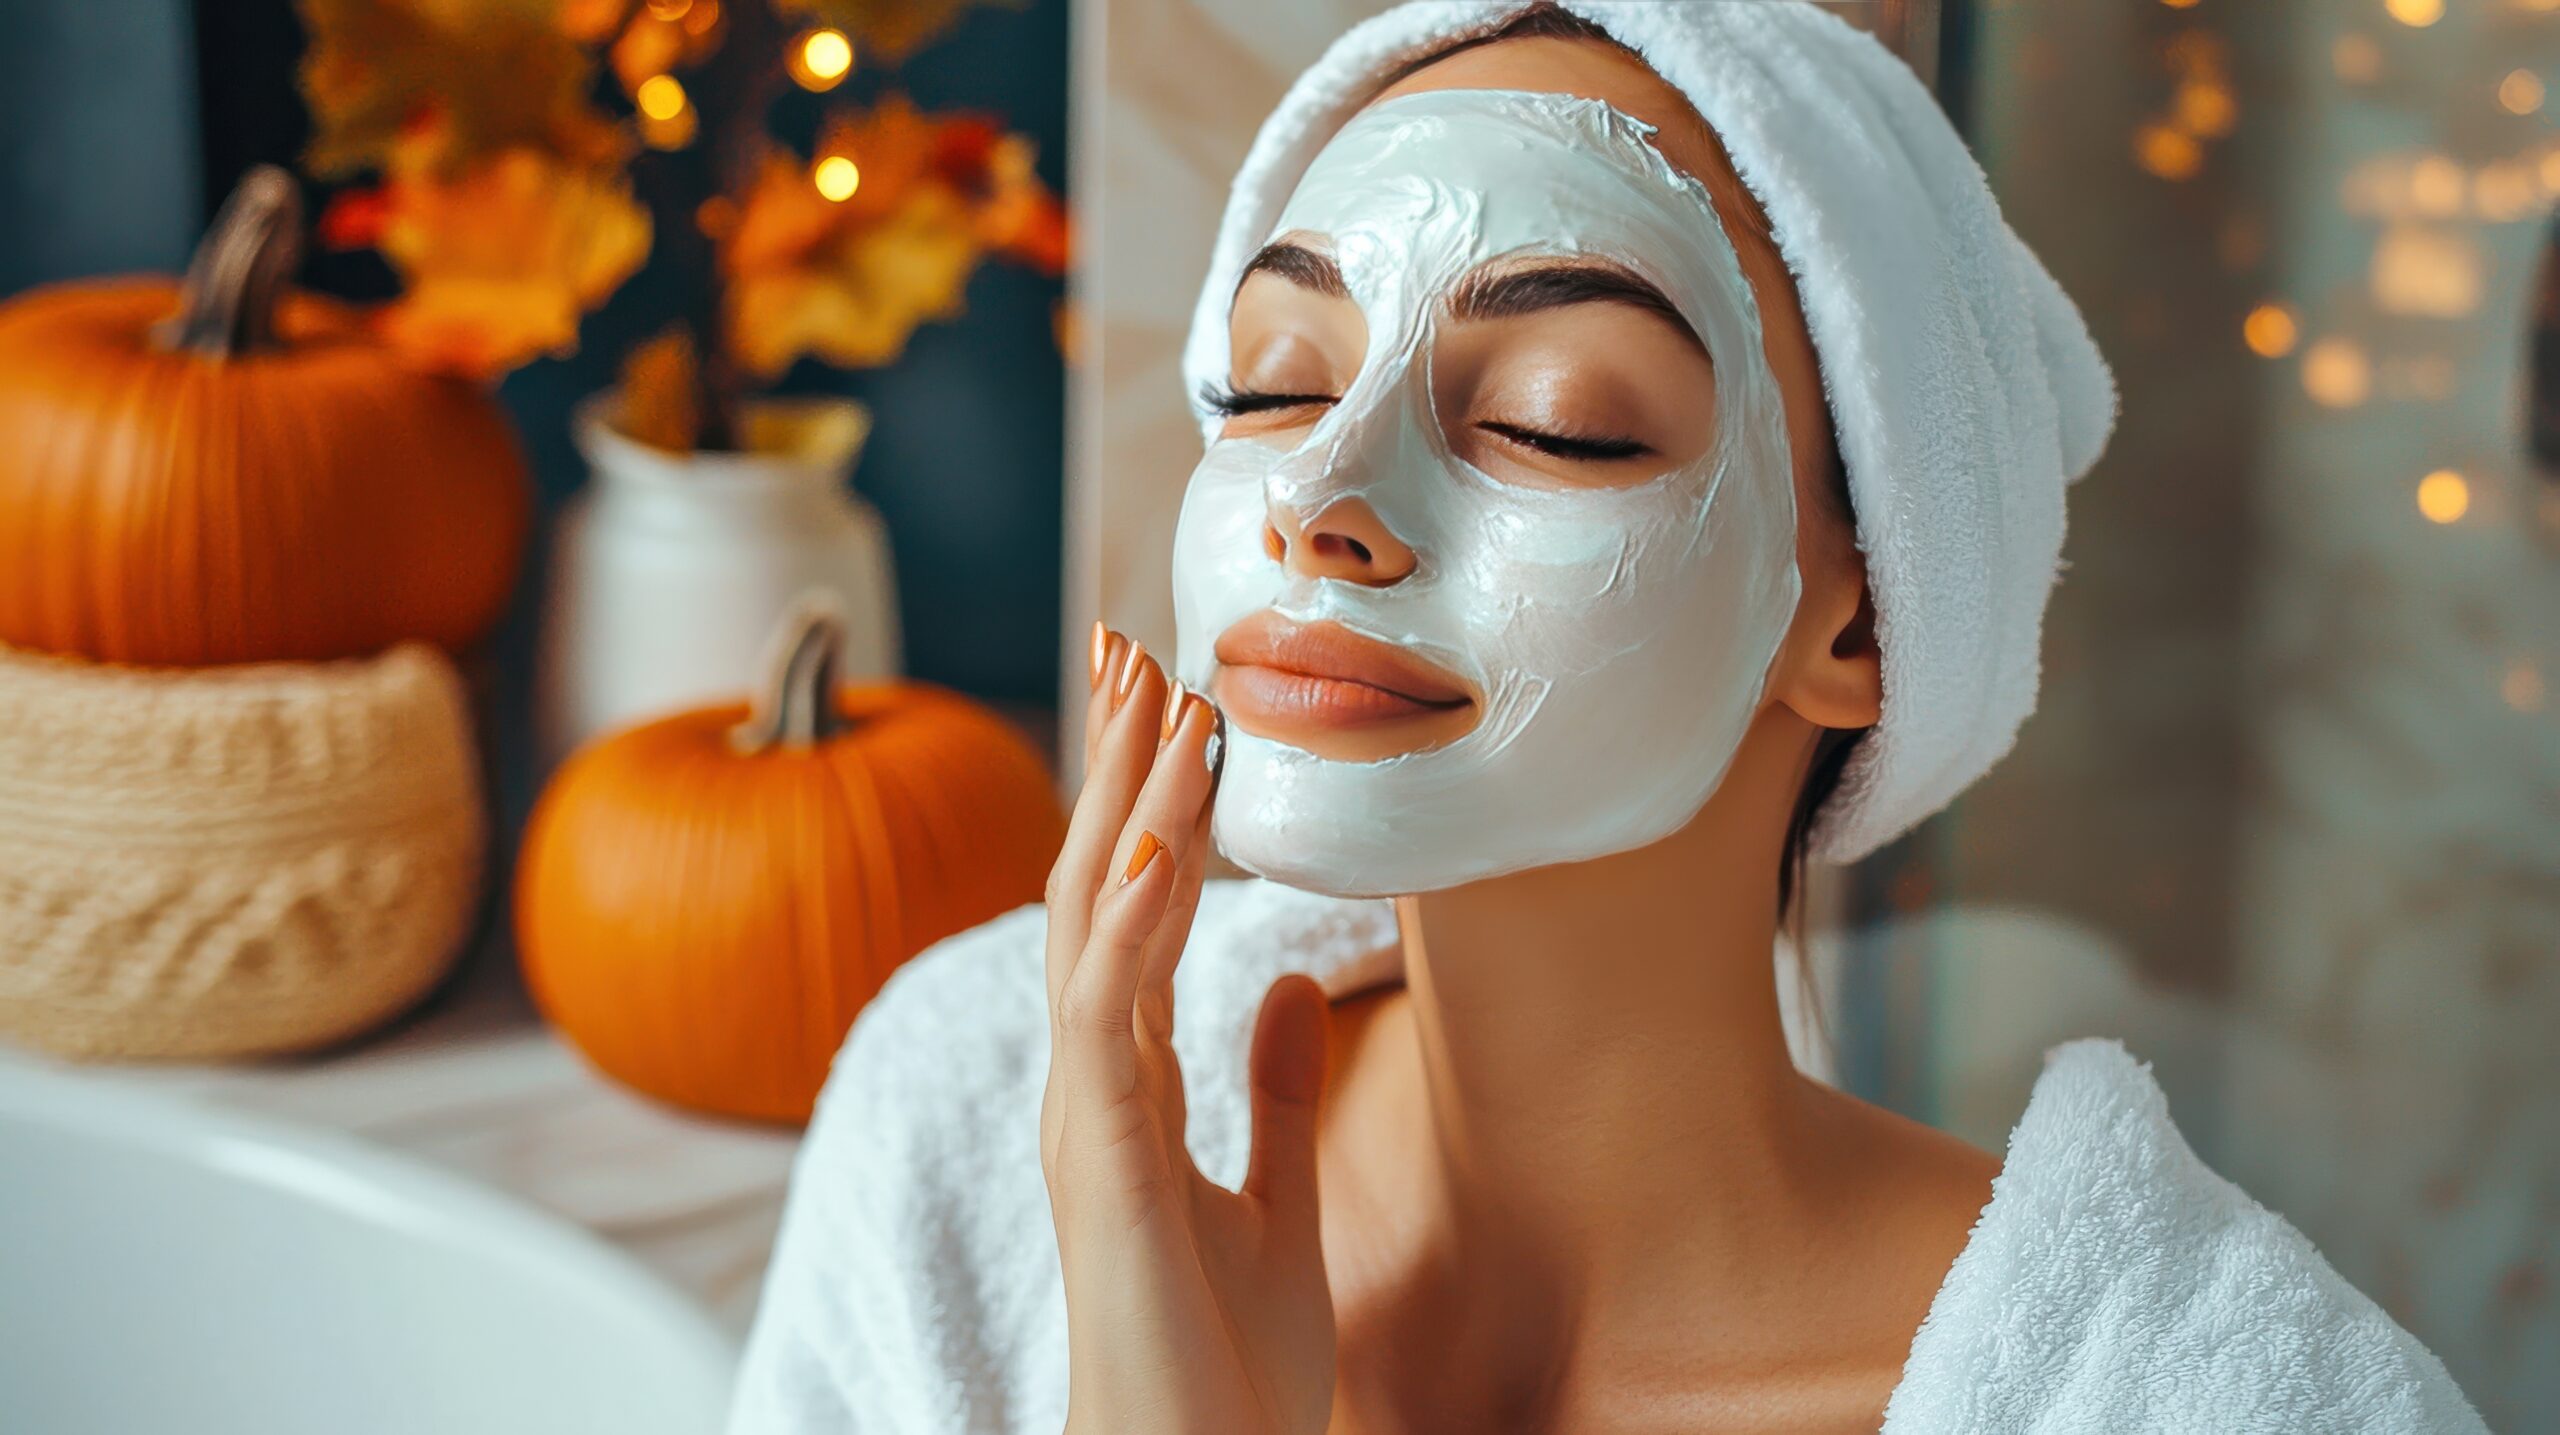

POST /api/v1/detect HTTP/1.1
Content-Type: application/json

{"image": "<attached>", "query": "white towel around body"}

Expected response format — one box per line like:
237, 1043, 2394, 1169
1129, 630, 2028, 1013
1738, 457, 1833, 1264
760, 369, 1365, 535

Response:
726, 879, 2487, 1434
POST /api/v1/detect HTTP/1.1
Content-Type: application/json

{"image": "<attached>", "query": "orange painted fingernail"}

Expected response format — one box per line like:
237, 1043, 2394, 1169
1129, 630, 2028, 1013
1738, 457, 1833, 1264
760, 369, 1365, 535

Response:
1124, 831, 1165, 883
1161, 681, 1187, 742
1089, 621, 1109, 691
1111, 640, 1148, 711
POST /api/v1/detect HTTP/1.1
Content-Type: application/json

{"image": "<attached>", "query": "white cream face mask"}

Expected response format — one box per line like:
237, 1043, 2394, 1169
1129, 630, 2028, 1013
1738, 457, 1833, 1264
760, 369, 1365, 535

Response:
1171, 87, 1800, 899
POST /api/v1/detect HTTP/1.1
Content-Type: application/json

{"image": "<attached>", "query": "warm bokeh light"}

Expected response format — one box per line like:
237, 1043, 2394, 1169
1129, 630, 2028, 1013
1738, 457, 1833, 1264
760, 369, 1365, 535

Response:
2416, 469, 2470, 524
792, 28, 854, 91
2505, 661, 2547, 714
2372, 225, 2483, 317
2474, 162, 2538, 223
646, 0, 691, 17
2136, 124, 2204, 181
2499, 69, 2546, 115
2302, 338, 2372, 408
2243, 303, 2299, 358
2333, 33, 2382, 84
813, 155, 861, 202
2161, 0, 2200, 8
635, 73, 687, 122
2385, 0, 2444, 26
2177, 80, 2238, 137
2410, 154, 2467, 216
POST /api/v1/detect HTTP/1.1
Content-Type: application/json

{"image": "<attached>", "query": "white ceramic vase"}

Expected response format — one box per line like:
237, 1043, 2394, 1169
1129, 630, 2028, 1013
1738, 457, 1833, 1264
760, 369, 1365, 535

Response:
538, 393, 901, 763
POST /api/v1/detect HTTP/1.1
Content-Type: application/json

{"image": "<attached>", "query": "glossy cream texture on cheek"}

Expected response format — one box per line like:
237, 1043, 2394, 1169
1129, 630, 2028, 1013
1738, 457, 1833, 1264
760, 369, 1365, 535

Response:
1171, 88, 1800, 898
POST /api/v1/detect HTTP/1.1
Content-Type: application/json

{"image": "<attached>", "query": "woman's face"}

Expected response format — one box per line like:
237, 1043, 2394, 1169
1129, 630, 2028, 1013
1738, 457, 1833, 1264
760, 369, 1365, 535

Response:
1171, 63, 1835, 900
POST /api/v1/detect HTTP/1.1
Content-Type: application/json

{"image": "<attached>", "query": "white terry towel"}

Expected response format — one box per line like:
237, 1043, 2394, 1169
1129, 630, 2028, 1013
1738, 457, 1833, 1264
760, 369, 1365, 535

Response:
1181, 0, 2121, 865
725, 880, 2488, 1433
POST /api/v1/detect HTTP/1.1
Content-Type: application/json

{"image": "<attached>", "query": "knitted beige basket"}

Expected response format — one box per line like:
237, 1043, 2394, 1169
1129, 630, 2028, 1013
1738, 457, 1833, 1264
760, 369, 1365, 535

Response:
0, 641, 485, 1060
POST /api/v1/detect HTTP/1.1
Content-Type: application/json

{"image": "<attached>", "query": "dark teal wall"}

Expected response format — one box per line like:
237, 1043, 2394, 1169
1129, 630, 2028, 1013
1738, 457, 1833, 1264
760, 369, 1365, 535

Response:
0, 0, 203, 286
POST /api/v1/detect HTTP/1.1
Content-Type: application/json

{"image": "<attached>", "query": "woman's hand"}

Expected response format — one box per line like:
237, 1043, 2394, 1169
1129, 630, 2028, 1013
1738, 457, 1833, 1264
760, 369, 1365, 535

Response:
1041, 629, 1338, 1435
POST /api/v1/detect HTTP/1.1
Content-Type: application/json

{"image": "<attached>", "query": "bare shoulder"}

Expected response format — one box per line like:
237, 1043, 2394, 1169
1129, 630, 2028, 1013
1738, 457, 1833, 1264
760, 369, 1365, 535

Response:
1779, 1078, 2002, 1418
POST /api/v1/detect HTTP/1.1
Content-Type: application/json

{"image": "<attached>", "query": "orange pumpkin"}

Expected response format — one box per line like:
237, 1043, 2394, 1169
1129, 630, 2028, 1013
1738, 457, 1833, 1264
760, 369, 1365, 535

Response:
516, 600, 1067, 1123
0, 166, 528, 665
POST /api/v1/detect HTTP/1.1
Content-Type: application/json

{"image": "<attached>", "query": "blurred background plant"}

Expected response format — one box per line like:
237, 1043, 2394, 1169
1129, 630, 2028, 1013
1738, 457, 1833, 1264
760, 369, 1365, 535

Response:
294, 0, 1067, 450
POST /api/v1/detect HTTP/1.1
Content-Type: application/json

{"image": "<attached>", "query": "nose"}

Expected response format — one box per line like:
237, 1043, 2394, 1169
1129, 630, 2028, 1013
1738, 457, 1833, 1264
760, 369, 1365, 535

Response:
1264, 496, 1416, 586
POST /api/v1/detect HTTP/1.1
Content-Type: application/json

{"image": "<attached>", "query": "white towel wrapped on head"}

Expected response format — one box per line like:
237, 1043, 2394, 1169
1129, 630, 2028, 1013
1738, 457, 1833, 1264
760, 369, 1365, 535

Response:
1180, 0, 2121, 863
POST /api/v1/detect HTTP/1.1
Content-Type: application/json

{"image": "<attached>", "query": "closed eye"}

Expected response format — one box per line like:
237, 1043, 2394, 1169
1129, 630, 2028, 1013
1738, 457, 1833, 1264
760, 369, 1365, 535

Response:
1476, 421, 1653, 462
1200, 383, 1338, 417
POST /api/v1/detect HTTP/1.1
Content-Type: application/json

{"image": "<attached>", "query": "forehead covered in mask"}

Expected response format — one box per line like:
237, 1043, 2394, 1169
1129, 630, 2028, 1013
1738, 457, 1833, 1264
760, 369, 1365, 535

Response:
1270, 88, 1755, 378
1172, 87, 1800, 899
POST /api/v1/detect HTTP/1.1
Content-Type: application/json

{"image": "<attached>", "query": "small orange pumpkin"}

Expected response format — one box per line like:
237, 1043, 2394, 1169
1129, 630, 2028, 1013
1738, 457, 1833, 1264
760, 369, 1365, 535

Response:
516, 600, 1067, 1123
0, 166, 528, 665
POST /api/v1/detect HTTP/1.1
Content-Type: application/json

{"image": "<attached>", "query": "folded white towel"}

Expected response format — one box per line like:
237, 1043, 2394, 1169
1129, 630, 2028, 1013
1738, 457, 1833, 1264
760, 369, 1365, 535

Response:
726, 880, 2485, 1433
1181, 0, 2121, 864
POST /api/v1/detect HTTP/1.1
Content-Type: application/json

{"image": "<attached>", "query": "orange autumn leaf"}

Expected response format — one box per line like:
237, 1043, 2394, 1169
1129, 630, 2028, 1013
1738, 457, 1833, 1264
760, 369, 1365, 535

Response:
556, 0, 629, 42
723, 97, 1067, 376
372, 148, 651, 377
299, 0, 624, 177
975, 133, 1071, 275
727, 165, 984, 375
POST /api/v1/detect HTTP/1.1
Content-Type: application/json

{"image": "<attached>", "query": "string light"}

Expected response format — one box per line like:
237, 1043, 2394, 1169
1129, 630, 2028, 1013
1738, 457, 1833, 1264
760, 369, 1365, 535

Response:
2372, 225, 2483, 317
791, 28, 854, 91
2137, 123, 2205, 180
2416, 469, 2470, 524
2177, 80, 2239, 136
2505, 662, 2547, 714
2302, 338, 2373, 408
2410, 154, 2467, 216
2243, 303, 2299, 358
2499, 69, 2546, 115
2474, 162, 2538, 223
813, 155, 861, 202
2385, 0, 2444, 27
635, 74, 687, 122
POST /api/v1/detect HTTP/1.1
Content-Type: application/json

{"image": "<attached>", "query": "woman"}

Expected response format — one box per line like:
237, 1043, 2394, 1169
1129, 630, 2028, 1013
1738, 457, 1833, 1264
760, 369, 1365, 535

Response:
730, 5, 2486, 1431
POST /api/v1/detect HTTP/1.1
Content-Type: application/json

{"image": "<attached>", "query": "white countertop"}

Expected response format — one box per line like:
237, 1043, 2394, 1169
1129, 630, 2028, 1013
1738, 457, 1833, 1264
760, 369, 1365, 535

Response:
0, 943, 803, 1340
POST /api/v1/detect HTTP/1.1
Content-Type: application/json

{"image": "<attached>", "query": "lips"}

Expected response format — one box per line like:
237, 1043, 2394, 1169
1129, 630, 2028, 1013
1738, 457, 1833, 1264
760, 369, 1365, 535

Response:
1209, 614, 1479, 758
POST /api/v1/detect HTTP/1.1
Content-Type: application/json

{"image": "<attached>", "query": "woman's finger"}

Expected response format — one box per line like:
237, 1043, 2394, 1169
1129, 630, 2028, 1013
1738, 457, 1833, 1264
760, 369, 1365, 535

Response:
1242, 974, 1329, 1232
1046, 633, 1169, 1007
1055, 827, 1180, 1102
1103, 683, 1218, 930
1078, 621, 1117, 775
1135, 704, 1222, 1041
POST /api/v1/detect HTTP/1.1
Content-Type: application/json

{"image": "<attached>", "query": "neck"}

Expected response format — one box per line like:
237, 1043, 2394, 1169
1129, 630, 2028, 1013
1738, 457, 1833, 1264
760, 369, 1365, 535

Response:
1376, 713, 1828, 1315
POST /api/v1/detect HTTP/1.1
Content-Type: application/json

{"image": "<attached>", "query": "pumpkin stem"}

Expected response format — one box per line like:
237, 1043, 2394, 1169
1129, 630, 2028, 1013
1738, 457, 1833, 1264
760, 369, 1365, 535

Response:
153, 164, 303, 358
732, 595, 851, 752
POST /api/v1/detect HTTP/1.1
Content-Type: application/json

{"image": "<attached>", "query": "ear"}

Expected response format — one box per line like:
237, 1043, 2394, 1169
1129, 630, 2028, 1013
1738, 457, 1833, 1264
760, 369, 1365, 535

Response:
1775, 551, 1883, 733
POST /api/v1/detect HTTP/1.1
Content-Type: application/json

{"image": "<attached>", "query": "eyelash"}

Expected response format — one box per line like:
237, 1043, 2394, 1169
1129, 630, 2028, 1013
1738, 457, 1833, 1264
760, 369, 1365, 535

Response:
1199, 384, 1655, 463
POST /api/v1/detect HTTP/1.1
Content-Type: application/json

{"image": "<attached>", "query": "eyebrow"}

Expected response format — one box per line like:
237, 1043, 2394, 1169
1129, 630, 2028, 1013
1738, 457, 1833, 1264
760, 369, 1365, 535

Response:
1237, 240, 1349, 299
1448, 261, 1701, 349
1237, 241, 1701, 351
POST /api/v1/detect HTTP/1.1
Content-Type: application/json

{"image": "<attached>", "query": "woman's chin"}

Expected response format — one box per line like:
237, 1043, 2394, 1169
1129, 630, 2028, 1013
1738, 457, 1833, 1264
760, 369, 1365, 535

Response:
1210, 666, 1479, 762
